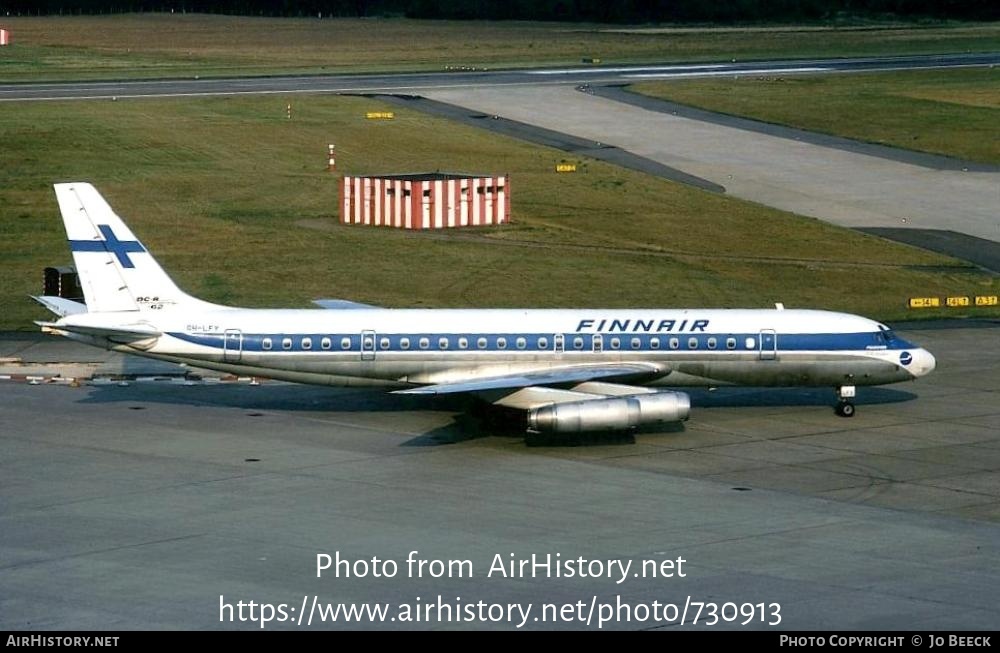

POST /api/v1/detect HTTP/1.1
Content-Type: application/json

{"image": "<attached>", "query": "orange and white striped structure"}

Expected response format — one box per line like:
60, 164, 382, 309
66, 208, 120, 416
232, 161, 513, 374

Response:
0, 29, 10, 46
341, 173, 509, 229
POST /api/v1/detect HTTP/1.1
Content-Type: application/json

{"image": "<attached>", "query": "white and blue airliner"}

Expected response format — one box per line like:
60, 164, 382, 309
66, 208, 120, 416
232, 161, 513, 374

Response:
35, 183, 936, 433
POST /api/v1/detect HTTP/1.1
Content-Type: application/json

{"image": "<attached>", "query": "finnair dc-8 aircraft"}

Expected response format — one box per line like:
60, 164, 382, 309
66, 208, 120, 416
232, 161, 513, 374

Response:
35, 183, 936, 433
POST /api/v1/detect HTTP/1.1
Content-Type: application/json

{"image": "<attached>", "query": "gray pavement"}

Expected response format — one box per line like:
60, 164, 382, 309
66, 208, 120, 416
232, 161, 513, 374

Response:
2, 322, 999, 630
370, 94, 724, 193
592, 85, 1000, 173
423, 85, 1000, 244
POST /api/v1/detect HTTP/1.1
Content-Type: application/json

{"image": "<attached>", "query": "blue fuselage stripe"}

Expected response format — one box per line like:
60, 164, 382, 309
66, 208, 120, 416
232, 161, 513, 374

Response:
168, 331, 916, 354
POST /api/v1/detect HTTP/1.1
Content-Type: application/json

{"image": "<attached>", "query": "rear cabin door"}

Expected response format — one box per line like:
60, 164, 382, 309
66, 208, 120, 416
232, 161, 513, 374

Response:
223, 329, 243, 363
759, 329, 777, 361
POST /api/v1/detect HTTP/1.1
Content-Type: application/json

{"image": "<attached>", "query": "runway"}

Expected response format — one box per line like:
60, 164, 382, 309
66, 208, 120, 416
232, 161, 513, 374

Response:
2, 53, 997, 102
2, 322, 999, 629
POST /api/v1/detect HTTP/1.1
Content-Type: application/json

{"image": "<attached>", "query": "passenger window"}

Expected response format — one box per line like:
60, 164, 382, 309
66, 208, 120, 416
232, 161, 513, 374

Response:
516, 337, 526, 350
302, 337, 313, 351
538, 337, 548, 349
573, 337, 584, 350
419, 338, 430, 350
439, 337, 449, 350
262, 338, 272, 351
688, 337, 698, 349
497, 337, 507, 350
631, 337, 641, 350
400, 337, 410, 350
341, 337, 351, 350
380, 337, 390, 350
321, 337, 331, 350
726, 337, 736, 350
650, 337, 660, 350
477, 337, 488, 349
746, 337, 756, 349
707, 337, 717, 350
282, 337, 292, 350
610, 337, 620, 350
669, 338, 679, 350
458, 337, 468, 350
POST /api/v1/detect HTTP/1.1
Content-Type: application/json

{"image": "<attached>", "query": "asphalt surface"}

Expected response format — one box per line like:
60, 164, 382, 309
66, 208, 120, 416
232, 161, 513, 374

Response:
1, 322, 999, 630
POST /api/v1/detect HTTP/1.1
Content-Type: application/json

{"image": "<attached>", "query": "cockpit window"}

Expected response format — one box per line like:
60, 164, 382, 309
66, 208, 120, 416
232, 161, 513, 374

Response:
875, 324, 898, 344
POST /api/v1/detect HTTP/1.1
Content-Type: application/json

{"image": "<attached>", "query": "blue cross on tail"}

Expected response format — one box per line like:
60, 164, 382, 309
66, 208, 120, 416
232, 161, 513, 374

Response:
69, 224, 146, 269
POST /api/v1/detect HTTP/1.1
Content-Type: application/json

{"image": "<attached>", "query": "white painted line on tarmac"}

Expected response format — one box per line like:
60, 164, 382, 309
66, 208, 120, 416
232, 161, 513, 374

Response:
528, 64, 731, 75
624, 66, 829, 79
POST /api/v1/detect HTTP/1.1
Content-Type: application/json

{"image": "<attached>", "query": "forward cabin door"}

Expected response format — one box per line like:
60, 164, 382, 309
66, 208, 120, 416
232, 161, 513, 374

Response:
361, 330, 376, 361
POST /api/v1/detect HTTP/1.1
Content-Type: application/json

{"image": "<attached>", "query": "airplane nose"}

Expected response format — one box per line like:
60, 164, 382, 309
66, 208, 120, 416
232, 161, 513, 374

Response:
909, 348, 936, 378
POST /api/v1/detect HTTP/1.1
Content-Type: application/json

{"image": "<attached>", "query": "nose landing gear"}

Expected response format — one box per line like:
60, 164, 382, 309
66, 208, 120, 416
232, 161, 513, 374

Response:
835, 385, 856, 418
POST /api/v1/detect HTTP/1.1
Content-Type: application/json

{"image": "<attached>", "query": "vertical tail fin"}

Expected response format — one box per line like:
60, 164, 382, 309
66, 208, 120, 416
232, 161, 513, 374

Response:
54, 183, 208, 313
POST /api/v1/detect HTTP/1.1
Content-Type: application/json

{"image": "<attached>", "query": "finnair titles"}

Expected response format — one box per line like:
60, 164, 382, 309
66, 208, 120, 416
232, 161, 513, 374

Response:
575, 318, 709, 332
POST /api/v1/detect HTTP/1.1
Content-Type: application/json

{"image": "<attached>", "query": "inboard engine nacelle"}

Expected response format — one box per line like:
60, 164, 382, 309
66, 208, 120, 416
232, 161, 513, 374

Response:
527, 392, 691, 433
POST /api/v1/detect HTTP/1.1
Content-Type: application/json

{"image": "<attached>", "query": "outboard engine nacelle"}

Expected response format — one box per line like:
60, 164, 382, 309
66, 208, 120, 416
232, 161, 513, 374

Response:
527, 392, 691, 433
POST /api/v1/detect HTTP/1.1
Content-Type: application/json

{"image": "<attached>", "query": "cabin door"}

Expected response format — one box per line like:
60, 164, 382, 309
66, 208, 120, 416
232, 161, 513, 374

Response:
759, 329, 777, 361
223, 329, 243, 363
361, 330, 377, 361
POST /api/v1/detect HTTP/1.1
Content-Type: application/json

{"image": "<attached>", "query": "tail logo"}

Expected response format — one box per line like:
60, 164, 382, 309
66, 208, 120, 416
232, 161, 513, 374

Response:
69, 224, 146, 269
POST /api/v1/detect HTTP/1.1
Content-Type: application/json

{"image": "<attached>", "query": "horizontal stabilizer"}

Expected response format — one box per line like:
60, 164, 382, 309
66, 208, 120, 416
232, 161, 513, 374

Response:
312, 299, 384, 310
31, 295, 88, 317
394, 363, 664, 395
37, 321, 161, 341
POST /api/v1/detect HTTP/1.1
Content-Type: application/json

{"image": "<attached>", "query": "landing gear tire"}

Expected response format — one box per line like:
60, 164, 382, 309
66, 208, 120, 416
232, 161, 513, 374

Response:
835, 402, 856, 418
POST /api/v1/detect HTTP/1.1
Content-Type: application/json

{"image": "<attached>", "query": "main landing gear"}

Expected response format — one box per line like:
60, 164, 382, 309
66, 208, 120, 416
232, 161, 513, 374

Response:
835, 385, 856, 418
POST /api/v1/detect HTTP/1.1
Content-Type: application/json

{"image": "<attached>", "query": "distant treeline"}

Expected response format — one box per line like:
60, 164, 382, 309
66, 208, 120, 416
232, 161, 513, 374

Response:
2, 0, 997, 21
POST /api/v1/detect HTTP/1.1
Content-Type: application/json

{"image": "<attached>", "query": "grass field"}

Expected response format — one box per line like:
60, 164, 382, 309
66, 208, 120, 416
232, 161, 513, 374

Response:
0, 15, 998, 81
1, 93, 997, 332
631, 67, 1000, 164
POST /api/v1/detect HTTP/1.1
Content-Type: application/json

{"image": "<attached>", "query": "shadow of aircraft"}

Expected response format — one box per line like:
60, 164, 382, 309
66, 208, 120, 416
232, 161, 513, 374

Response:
75, 380, 921, 447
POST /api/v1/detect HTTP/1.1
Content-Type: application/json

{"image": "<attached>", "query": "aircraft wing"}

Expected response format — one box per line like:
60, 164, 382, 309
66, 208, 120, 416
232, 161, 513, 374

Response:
393, 363, 665, 396
312, 299, 383, 310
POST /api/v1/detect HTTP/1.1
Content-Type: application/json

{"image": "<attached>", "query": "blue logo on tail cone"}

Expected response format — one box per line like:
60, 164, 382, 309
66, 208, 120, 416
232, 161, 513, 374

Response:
69, 224, 146, 268
900, 351, 913, 366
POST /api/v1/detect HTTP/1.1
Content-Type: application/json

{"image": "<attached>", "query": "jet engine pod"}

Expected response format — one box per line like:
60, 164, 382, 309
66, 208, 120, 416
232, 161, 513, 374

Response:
527, 392, 691, 433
